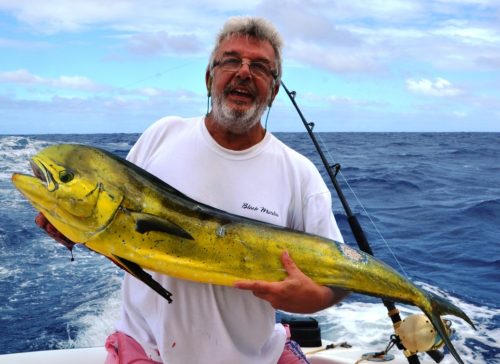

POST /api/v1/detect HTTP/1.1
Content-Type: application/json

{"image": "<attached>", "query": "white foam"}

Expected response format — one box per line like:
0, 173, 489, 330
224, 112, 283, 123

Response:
315, 298, 415, 347
0, 136, 51, 175
58, 278, 122, 349
0, 136, 56, 211
413, 281, 500, 363
50, 275, 500, 364
62, 285, 499, 363
0, 265, 21, 279
306, 279, 499, 364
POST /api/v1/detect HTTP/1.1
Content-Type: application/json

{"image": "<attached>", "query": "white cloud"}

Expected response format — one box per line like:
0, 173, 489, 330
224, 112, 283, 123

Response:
432, 21, 500, 44
0, 0, 135, 33
323, 0, 425, 21
257, 0, 361, 47
286, 41, 378, 73
0, 37, 51, 50
132, 87, 198, 100
406, 77, 463, 97
0, 89, 206, 134
126, 31, 203, 56
434, 0, 494, 6
137, 87, 163, 97
52, 76, 104, 91
0, 69, 43, 84
2, 0, 500, 73
1, 0, 499, 133
453, 110, 467, 118
0, 69, 205, 100
0, 0, 249, 34
476, 55, 500, 67
0, 69, 106, 92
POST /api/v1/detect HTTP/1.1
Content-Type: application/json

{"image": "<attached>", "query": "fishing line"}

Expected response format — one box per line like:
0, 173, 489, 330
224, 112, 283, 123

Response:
206, 95, 211, 116
122, 60, 199, 89
264, 105, 272, 131
315, 132, 410, 279
281, 81, 424, 364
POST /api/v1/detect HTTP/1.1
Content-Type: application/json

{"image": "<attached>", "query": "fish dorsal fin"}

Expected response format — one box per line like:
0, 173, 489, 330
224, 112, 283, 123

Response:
111, 254, 173, 303
130, 211, 194, 240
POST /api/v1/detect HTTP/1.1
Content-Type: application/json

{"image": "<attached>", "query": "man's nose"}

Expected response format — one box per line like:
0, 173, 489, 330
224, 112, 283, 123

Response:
235, 61, 252, 79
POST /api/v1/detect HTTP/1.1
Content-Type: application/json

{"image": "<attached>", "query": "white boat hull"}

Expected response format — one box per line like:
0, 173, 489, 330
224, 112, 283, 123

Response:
0, 347, 107, 364
0, 343, 436, 364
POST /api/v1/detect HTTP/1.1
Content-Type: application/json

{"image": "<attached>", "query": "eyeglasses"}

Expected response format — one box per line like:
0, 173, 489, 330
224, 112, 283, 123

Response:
213, 57, 277, 80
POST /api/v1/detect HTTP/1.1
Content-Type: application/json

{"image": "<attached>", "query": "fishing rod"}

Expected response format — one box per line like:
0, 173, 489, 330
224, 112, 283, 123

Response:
281, 81, 446, 364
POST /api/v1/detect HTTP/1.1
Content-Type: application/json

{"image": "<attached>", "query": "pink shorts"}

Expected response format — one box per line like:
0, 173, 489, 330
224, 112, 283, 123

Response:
105, 327, 310, 364
105, 332, 161, 364
277, 333, 310, 364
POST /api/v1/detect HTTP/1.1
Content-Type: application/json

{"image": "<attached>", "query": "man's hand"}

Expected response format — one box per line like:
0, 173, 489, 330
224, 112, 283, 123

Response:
234, 250, 349, 314
35, 212, 76, 251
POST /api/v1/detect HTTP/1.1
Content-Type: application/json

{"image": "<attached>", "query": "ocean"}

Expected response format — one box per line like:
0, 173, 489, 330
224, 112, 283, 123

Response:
0, 132, 499, 363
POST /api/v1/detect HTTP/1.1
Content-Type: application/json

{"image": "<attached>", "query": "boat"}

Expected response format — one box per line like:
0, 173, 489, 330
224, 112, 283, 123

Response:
0, 313, 448, 364
0, 341, 438, 364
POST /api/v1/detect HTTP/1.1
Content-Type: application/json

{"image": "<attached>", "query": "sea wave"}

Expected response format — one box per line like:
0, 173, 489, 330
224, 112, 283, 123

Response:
1, 132, 498, 362
314, 282, 500, 364
461, 199, 500, 220
0, 136, 52, 179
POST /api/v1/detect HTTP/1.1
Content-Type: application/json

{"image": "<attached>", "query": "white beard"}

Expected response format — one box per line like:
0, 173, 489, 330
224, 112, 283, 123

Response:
211, 91, 269, 134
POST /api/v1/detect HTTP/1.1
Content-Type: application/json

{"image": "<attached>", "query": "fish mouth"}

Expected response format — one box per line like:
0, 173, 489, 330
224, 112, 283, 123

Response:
11, 158, 57, 216
30, 159, 46, 182
29, 158, 58, 192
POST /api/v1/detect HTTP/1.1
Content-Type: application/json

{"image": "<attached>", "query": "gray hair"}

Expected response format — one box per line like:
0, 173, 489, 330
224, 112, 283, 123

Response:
208, 16, 283, 81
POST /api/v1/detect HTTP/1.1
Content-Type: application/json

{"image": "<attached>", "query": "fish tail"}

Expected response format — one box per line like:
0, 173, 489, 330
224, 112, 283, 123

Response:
422, 290, 475, 364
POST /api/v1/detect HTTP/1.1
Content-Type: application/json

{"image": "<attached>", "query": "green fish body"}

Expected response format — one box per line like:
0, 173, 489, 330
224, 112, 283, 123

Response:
12, 144, 474, 364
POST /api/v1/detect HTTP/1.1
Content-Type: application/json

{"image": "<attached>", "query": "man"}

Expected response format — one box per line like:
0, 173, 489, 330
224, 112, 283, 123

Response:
37, 16, 348, 364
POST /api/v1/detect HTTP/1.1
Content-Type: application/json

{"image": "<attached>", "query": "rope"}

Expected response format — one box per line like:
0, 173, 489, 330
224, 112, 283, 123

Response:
305, 342, 351, 357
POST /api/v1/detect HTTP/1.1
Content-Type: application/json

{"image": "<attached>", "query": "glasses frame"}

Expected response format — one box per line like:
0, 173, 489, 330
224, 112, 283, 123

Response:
212, 57, 278, 80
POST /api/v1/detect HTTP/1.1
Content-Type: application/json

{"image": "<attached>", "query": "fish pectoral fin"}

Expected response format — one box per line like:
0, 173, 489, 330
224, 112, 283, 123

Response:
110, 254, 173, 304
130, 211, 194, 240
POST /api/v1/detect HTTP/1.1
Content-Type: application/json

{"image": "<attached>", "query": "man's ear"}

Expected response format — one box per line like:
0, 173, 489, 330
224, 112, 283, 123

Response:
268, 80, 280, 107
205, 69, 212, 97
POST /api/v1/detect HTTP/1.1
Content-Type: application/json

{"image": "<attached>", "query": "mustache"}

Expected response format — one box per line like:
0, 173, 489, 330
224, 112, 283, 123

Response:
223, 80, 257, 98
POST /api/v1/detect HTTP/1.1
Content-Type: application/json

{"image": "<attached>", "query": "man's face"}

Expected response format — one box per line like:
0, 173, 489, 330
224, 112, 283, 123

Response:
209, 35, 277, 134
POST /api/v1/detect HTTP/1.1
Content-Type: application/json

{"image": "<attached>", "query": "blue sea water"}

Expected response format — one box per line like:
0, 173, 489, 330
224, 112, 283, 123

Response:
0, 132, 499, 363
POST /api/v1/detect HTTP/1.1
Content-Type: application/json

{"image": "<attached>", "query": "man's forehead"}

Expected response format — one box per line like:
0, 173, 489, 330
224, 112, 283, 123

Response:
216, 35, 276, 59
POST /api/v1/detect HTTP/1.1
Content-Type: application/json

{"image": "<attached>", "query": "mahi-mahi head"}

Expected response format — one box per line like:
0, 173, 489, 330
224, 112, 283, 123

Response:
12, 144, 474, 364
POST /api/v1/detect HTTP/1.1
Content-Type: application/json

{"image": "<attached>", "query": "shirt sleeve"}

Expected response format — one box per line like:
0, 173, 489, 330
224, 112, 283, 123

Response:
126, 117, 172, 166
303, 191, 344, 243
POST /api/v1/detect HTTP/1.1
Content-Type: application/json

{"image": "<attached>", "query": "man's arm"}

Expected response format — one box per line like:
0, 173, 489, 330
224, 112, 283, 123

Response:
234, 250, 349, 313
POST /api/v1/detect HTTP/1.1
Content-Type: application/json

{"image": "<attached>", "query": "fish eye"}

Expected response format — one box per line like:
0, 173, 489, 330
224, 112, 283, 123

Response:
59, 170, 74, 183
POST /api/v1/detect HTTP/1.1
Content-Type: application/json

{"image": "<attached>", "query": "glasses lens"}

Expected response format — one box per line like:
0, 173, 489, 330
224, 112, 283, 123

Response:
249, 62, 271, 77
217, 57, 274, 78
220, 58, 241, 71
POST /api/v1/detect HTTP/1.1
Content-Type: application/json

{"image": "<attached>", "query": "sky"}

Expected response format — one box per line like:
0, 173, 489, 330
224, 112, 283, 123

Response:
1, 0, 500, 134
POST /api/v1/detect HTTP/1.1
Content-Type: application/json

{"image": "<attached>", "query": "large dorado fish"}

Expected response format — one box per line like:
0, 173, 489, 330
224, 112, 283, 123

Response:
12, 144, 473, 363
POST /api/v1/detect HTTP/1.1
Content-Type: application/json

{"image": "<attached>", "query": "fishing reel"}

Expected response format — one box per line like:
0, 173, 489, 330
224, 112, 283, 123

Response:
396, 314, 454, 362
365, 314, 454, 363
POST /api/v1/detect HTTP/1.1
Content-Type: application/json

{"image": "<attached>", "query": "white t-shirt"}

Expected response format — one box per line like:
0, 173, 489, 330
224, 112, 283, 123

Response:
115, 116, 343, 364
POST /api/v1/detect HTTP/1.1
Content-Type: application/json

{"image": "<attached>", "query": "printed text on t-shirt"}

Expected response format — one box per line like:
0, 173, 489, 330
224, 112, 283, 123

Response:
242, 202, 279, 217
